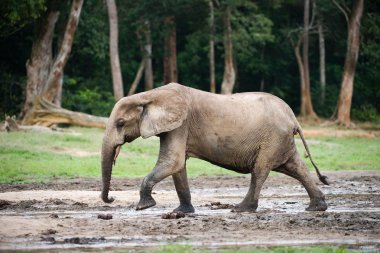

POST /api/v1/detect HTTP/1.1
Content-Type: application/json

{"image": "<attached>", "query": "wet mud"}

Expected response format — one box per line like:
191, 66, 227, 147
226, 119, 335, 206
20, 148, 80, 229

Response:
0, 171, 379, 251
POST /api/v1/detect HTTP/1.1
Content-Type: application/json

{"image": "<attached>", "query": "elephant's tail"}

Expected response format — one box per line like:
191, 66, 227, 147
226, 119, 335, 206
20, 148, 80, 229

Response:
296, 128, 330, 185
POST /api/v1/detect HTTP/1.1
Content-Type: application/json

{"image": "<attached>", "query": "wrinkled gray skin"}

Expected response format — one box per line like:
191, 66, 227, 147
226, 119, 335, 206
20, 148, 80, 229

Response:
101, 83, 328, 213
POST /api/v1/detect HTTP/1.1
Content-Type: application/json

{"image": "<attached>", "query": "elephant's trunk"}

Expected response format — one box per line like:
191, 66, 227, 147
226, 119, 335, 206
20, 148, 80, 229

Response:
101, 138, 116, 203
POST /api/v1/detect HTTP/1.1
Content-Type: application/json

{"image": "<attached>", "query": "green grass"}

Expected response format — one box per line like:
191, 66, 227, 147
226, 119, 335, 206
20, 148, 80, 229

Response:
0, 127, 379, 184
295, 136, 380, 171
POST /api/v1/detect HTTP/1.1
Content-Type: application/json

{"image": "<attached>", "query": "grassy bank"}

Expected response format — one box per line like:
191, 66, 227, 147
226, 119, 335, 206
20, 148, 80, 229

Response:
0, 127, 379, 184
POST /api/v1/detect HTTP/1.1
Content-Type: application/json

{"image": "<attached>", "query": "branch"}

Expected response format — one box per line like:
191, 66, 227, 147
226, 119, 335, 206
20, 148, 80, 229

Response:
332, 0, 349, 23
212, 0, 220, 8
127, 59, 145, 96
309, 1, 317, 29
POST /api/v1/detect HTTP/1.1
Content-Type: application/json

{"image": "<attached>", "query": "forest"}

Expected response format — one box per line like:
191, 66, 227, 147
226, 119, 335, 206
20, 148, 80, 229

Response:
0, 0, 379, 127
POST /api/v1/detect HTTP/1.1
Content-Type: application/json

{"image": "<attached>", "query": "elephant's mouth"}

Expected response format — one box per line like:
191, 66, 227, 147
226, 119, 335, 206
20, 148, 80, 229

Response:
113, 135, 136, 165
113, 145, 122, 165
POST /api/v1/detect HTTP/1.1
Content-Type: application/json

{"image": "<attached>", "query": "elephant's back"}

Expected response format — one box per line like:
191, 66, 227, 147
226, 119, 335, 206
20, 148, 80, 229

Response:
188, 89, 298, 132
232, 92, 298, 129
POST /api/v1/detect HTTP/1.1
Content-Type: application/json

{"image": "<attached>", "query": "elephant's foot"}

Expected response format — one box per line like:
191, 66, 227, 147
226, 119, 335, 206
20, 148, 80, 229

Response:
232, 201, 258, 213
136, 196, 156, 210
173, 203, 195, 213
306, 198, 328, 211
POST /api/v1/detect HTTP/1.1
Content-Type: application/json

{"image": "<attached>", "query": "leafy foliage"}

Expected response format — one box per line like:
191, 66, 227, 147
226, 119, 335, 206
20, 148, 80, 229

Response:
0, 0, 46, 37
62, 87, 114, 117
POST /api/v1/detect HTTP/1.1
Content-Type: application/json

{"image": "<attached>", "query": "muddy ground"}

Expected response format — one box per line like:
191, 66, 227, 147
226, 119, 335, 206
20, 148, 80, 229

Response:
0, 171, 379, 252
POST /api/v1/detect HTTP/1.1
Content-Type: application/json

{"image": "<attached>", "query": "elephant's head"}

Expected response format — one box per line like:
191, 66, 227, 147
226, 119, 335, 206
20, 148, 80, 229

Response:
101, 86, 188, 203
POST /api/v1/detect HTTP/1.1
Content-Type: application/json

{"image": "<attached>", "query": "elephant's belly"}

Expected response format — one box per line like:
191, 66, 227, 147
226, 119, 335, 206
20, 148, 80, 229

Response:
186, 143, 258, 174
208, 159, 252, 174
187, 124, 264, 173
187, 151, 252, 174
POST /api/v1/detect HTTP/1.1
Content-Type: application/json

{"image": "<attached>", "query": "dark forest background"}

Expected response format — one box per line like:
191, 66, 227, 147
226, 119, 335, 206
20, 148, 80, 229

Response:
1, 0, 379, 123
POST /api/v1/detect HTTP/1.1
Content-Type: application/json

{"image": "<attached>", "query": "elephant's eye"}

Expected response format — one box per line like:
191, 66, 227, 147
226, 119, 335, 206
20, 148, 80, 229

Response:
116, 119, 125, 128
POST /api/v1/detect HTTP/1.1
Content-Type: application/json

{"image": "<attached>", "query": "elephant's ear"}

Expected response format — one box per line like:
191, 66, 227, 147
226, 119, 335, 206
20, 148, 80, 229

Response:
139, 89, 188, 138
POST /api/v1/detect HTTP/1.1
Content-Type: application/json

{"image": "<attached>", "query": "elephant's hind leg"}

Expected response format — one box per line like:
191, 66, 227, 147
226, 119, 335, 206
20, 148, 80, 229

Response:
172, 165, 195, 213
233, 167, 270, 212
275, 152, 327, 211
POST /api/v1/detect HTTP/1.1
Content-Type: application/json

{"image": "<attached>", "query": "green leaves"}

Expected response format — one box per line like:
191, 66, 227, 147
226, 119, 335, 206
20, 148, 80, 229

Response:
0, 0, 46, 37
62, 87, 115, 117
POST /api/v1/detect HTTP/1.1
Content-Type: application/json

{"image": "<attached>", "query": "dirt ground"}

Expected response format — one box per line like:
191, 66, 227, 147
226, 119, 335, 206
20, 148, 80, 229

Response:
0, 171, 379, 252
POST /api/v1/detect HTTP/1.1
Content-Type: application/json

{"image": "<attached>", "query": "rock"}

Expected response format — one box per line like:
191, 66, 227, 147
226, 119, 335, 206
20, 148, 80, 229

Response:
41, 229, 57, 235
161, 212, 186, 219
97, 214, 113, 220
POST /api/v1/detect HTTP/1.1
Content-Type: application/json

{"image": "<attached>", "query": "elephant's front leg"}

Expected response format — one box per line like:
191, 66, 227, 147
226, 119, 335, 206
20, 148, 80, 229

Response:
136, 131, 187, 211
136, 160, 185, 210
172, 165, 195, 213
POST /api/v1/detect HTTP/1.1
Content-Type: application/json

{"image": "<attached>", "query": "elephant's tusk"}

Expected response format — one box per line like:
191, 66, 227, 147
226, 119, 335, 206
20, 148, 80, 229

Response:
113, 145, 121, 166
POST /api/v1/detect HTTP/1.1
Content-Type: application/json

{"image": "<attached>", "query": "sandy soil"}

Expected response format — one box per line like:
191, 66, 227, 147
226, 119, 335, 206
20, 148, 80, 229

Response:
0, 171, 379, 252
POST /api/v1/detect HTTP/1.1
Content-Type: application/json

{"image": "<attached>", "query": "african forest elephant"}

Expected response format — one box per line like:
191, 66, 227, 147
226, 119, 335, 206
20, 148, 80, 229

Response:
101, 83, 329, 213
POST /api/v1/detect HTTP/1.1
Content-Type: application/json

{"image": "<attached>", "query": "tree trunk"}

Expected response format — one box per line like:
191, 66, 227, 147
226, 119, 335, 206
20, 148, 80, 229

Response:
260, 79, 265, 92
294, 36, 306, 106
220, 6, 236, 95
21, 0, 60, 121
300, 0, 318, 120
318, 19, 326, 105
336, 0, 364, 127
143, 20, 154, 91
163, 16, 177, 84
106, 0, 124, 100
260, 48, 265, 92
127, 59, 145, 96
209, 0, 216, 93
42, 0, 84, 102
53, 77, 63, 106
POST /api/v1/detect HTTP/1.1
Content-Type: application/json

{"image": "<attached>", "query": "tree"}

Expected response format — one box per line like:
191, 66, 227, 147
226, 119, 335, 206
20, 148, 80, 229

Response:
289, 0, 318, 121
163, 16, 177, 84
41, 0, 83, 105
209, 0, 216, 93
106, 0, 124, 100
333, 0, 364, 126
21, 0, 107, 128
316, 1, 326, 105
220, 5, 236, 94
142, 20, 154, 91
300, 0, 318, 120
21, 0, 61, 121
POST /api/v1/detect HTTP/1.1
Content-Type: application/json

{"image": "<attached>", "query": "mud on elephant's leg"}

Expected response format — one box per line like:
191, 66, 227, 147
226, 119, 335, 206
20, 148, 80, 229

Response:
136, 173, 157, 210
136, 160, 185, 210
172, 165, 195, 213
233, 168, 270, 213
136, 165, 176, 210
277, 152, 328, 211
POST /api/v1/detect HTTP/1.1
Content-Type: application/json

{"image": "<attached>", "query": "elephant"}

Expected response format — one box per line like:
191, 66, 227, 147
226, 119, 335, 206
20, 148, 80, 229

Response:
101, 83, 329, 213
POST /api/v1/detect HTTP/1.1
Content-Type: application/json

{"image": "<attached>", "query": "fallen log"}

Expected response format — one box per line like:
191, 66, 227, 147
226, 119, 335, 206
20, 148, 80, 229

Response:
22, 98, 107, 129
